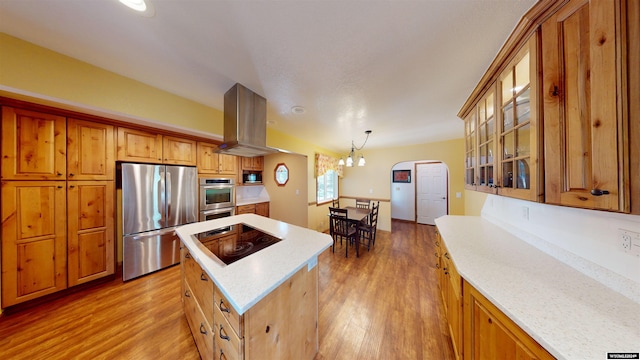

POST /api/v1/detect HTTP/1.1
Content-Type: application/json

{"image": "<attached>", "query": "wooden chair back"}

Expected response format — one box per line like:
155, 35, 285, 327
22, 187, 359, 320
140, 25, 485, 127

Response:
355, 198, 371, 209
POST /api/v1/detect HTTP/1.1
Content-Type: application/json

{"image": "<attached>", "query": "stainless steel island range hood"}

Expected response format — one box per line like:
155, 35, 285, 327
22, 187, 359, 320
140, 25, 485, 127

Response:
217, 83, 279, 157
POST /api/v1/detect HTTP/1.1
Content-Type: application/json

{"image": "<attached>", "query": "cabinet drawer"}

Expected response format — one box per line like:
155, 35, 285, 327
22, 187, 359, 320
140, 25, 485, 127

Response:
183, 281, 215, 360
214, 287, 243, 337
236, 204, 255, 214
214, 303, 244, 360
184, 252, 214, 327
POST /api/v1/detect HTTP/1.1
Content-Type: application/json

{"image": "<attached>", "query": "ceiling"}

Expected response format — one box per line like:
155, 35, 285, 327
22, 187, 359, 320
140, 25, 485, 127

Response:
0, 0, 536, 153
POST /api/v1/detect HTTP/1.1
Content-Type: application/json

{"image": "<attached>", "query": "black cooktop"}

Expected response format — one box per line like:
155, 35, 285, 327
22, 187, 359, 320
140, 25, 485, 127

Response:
195, 223, 282, 265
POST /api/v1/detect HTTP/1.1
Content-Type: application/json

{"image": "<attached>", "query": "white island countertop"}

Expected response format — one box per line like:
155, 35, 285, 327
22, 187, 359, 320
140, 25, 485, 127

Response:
176, 214, 333, 315
435, 215, 640, 360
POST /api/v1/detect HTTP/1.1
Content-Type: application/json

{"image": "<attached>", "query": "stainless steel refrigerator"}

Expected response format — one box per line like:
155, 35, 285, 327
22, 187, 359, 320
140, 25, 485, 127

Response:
121, 163, 197, 281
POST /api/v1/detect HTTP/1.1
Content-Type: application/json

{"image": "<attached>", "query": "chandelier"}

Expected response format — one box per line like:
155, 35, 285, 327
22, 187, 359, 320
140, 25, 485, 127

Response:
338, 130, 372, 167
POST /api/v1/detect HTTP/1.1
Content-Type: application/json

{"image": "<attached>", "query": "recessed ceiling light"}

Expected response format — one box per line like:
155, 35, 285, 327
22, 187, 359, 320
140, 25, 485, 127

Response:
118, 0, 155, 16
291, 106, 305, 115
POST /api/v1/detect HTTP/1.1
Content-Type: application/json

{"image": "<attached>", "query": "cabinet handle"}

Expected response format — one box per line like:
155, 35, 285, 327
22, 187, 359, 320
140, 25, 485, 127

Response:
56, 172, 62, 176
199, 323, 208, 335
590, 189, 610, 196
436, 263, 440, 269
185, 253, 191, 259
434, 252, 439, 258
219, 299, 230, 313
443, 267, 449, 275
219, 349, 227, 360
219, 325, 230, 341
69, 185, 75, 189
57, 185, 64, 189
69, 173, 74, 177
551, 85, 560, 97
444, 253, 450, 260
184, 290, 190, 297
435, 241, 439, 247
200, 272, 208, 281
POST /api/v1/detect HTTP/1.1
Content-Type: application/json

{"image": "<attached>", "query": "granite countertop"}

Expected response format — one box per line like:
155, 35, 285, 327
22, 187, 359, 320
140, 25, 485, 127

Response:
435, 215, 640, 360
176, 214, 332, 315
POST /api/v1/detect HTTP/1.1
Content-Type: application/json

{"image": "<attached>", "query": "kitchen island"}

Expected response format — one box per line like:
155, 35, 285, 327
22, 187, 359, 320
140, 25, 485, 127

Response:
176, 214, 332, 360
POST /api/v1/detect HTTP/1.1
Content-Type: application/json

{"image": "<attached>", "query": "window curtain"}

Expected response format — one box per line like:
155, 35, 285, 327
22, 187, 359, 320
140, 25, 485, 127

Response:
315, 153, 344, 178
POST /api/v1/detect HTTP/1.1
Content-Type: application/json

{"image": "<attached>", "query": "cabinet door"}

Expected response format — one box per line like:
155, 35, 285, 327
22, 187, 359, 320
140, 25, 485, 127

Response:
197, 142, 220, 174
496, 36, 541, 202
1, 107, 66, 180
116, 127, 163, 163
255, 202, 269, 217
67, 118, 115, 180
542, 0, 625, 211
67, 181, 115, 286
241, 156, 264, 171
218, 154, 238, 175
476, 89, 497, 193
464, 112, 477, 190
163, 135, 196, 166
463, 282, 554, 360
1, 181, 67, 307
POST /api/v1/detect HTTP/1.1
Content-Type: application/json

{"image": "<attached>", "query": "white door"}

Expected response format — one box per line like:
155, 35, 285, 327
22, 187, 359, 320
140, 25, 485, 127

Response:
416, 163, 448, 225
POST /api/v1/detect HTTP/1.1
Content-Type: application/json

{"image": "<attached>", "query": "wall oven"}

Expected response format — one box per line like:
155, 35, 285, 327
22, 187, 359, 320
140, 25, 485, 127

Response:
200, 177, 235, 211
199, 206, 235, 222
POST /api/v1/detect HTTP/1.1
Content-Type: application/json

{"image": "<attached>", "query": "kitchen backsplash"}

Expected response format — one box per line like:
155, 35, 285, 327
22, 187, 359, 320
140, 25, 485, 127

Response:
481, 194, 640, 303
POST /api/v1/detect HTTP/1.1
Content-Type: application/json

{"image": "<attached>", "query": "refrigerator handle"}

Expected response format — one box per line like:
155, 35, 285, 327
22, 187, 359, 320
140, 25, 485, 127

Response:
166, 170, 172, 221
159, 168, 166, 227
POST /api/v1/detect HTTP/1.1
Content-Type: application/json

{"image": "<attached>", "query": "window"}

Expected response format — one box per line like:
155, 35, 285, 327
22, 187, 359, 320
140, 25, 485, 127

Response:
317, 169, 338, 204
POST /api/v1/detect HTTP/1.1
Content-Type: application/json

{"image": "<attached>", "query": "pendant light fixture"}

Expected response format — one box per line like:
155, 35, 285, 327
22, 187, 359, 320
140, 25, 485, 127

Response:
338, 130, 372, 167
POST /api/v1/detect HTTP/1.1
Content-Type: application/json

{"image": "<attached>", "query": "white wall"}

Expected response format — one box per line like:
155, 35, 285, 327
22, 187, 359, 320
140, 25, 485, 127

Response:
481, 194, 640, 302
391, 161, 416, 221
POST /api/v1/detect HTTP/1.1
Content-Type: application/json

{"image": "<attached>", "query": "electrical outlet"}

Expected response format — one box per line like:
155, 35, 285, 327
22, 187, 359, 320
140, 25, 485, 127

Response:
618, 229, 640, 256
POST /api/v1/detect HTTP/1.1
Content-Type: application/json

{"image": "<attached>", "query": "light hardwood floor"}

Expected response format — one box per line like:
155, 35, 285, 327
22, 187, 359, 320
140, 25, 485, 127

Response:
0, 220, 454, 360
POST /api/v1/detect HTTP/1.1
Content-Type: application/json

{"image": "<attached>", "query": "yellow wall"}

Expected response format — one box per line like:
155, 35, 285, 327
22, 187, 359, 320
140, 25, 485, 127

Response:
263, 152, 308, 227
338, 138, 466, 231
464, 190, 488, 215
0, 32, 223, 135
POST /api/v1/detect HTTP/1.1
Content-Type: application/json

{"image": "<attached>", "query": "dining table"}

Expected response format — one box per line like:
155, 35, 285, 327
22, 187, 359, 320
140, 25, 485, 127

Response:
342, 206, 371, 223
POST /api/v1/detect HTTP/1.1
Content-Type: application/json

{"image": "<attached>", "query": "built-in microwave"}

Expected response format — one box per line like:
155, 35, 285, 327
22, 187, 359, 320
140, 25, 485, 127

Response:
199, 178, 235, 211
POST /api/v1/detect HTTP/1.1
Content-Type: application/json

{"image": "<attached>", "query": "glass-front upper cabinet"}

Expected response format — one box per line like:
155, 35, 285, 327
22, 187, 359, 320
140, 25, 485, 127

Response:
476, 89, 497, 192
496, 35, 542, 201
464, 111, 477, 190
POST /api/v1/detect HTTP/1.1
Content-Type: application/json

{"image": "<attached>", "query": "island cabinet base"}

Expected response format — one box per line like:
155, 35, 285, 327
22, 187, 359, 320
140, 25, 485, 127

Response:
244, 265, 319, 360
182, 244, 319, 360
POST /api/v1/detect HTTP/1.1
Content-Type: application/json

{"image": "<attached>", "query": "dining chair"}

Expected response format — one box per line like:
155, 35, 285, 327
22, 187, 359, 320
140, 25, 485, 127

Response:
355, 198, 371, 209
332, 199, 340, 208
329, 208, 360, 257
359, 201, 379, 250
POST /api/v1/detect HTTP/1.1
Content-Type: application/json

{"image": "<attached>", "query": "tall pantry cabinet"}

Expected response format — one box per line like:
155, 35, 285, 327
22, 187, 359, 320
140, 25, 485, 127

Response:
1, 107, 115, 307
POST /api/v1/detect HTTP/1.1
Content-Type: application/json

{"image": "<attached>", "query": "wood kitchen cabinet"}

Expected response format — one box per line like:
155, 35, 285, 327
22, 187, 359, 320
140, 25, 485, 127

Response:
67, 181, 115, 287
162, 135, 197, 166
182, 247, 215, 360
236, 202, 269, 217
241, 156, 263, 171
67, 118, 115, 180
463, 281, 553, 360
116, 127, 196, 165
1, 181, 67, 307
182, 244, 318, 360
437, 230, 463, 359
495, 36, 542, 202
1, 107, 66, 180
465, 89, 498, 193
542, 0, 630, 212
462, 35, 541, 201
116, 126, 163, 163
197, 142, 238, 175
